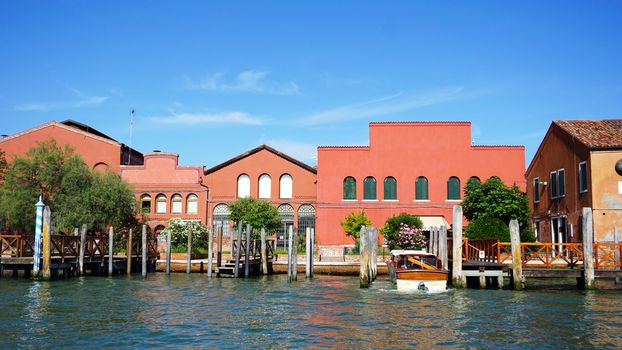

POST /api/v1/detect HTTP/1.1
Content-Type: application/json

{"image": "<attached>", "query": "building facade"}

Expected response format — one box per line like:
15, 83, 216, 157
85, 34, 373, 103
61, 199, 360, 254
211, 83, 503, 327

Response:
120, 152, 208, 234
0, 119, 143, 172
203, 145, 317, 242
526, 120, 622, 243
316, 121, 526, 246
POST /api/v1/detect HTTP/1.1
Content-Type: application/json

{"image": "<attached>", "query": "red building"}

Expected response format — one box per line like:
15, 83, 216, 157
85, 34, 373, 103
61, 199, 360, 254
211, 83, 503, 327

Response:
0, 119, 143, 171
203, 145, 317, 241
316, 121, 525, 246
120, 152, 208, 234
526, 120, 622, 243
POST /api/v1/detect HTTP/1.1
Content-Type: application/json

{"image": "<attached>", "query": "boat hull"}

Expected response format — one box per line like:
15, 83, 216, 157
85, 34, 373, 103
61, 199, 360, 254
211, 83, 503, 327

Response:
393, 270, 448, 292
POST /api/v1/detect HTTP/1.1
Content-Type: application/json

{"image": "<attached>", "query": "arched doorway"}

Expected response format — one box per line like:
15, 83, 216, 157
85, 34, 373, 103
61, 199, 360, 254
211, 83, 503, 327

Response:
213, 204, 231, 237
277, 204, 295, 250
297, 204, 316, 237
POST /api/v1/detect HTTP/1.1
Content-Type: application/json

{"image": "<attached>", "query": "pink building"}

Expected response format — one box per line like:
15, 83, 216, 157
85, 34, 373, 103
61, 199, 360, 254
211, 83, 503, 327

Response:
316, 121, 526, 246
121, 152, 208, 234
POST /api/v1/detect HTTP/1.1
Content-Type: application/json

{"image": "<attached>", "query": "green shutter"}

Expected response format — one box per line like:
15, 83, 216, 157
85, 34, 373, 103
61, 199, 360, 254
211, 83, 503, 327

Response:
384, 177, 396, 200
579, 163, 587, 192
558, 170, 565, 196
533, 178, 540, 202
447, 177, 460, 200
550, 172, 557, 198
343, 177, 356, 200
416, 177, 428, 200
364, 177, 376, 200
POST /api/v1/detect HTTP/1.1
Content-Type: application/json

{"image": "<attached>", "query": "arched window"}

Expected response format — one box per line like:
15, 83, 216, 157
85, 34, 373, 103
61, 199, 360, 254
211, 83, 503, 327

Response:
415, 177, 429, 200
186, 194, 198, 214
447, 177, 461, 200
468, 176, 481, 185
156, 194, 167, 214
258, 174, 271, 199
140, 194, 152, 214
237, 174, 250, 198
297, 204, 316, 237
280, 174, 293, 199
384, 177, 397, 200
213, 204, 231, 237
171, 194, 182, 214
343, 177, 356, 200
364, 177, 377, 200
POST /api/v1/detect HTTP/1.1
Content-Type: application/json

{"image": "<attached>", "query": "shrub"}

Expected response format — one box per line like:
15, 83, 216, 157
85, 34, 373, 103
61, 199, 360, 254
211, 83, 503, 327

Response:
380, 213, 423, 249
395, 223, 427, 250
166, 218, 210, 251
465, 217, 510, 241
340, 210, 371, 240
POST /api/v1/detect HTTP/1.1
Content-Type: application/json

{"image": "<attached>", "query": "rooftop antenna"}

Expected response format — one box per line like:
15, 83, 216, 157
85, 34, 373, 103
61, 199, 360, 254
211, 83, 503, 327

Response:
128, 108, 135, 165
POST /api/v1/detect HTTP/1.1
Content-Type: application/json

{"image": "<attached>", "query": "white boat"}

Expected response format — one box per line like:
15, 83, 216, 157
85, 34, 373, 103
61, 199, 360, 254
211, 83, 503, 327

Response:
386, 250, 449, 292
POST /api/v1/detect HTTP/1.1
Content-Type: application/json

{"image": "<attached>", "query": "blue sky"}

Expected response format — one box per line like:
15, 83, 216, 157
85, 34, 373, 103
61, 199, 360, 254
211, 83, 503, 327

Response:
1, 1, 621, 168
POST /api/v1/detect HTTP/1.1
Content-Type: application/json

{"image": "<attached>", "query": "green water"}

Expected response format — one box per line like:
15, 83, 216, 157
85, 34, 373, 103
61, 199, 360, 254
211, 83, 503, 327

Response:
0, 274, 621, 349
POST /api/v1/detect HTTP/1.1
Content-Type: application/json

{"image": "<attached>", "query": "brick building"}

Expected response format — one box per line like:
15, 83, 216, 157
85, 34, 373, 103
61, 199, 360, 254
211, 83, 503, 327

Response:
526, 119, 622, 243
316, 121, 526, 246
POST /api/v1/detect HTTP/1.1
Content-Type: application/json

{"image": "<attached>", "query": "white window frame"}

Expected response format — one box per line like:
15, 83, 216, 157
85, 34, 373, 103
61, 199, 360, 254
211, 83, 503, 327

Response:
171, 194, 182, 214
156, 195, 167, 214
186, 194, 198, 214
237, 174, 251, 198
280, 174, 293, 199
557, 168, 565, 198
258, 174, 272, 199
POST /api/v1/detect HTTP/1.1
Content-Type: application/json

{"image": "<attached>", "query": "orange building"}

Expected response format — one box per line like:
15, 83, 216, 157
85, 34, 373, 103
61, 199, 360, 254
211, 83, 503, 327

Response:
316, 121, 526, 246
203, 145, 317, 241
526, 120, 622, 243
120, 152, 208, 234
0, 119, 143, 171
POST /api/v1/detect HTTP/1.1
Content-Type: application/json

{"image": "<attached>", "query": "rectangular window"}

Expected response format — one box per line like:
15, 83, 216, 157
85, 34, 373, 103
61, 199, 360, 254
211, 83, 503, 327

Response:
533, 178, 540, 203
550, 171, 558, 199
156, 201, 166, 214
534, 221, 540, 242
557, 169, 565, 197
579, 161, 588, 193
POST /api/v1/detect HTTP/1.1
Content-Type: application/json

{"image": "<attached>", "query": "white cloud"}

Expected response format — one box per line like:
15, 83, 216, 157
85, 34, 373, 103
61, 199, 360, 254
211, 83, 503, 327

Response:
186, 70, 300, 95
298, 86, 465, 126
14, 87, 110, 111
148, 112, 264, 126
262, 137, 317, 163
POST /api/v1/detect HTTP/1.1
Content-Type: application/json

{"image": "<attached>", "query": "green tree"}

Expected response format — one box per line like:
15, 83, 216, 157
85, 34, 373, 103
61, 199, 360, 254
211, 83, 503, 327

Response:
0, 139, 138, 233
0, 149, 7, 183
228, 197, 281, 238
380, 213, 423, 249
340, 210, 372, 240
464, 217, 510, 241
462, 176, 534, 242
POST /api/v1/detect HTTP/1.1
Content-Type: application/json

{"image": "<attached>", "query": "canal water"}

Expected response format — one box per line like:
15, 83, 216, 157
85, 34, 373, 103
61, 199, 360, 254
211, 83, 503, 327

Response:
1, 274, 621, 349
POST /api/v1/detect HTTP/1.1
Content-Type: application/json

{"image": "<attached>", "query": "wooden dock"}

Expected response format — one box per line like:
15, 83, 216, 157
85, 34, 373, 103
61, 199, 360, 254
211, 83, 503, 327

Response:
0, 232, 159, 278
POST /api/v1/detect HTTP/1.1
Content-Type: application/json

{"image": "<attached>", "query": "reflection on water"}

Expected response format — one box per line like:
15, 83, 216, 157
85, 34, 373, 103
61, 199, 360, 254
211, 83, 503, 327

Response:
1, 275, 622, 349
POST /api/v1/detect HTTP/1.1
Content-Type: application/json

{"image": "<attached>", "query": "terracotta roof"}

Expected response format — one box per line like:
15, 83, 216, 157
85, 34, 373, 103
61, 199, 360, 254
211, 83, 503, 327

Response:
204, 144, 317, 175
554, 119, 622, 149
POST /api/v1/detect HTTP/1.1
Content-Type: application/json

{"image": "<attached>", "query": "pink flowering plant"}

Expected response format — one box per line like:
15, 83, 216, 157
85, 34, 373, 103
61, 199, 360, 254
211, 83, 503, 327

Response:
395, 223, 427, 250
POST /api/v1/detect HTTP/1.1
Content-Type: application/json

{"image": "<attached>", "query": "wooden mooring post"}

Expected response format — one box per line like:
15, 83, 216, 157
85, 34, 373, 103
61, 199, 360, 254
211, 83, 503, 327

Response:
287, 225, 293, 282
141, 225, 147, 277
108, 227, 114, 276
166, 228, 172, 275
235, 222, 242, 278
245, 223, 251, 277
207, 227, 214, 279
582, 208, 595, 289
510, 219, 524, 290
42, 206, 52, 280
217, 226, 223, 272
261, 227, 267, 275
305, 227, 312, 278
186, 226, 193, 274
452, 205, 466, 288
311, 228, 315, 274
79, 224, 87, 276
292, 227, 298, 281
126, 228, 133, 275
439, 226, 448, 270
359, 226, 371, 288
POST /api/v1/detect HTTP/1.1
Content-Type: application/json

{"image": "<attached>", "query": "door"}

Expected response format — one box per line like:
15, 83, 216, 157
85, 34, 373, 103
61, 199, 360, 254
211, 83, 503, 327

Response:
551, 217, 567, 254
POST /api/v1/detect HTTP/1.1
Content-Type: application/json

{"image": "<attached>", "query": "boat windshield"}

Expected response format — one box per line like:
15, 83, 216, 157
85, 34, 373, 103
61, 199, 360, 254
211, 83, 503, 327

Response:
396, 255, 441, 270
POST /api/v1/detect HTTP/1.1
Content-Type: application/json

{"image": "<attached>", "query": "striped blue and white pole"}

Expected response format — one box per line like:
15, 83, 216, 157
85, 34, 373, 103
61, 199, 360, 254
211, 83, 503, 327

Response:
33, 196, 45, 276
